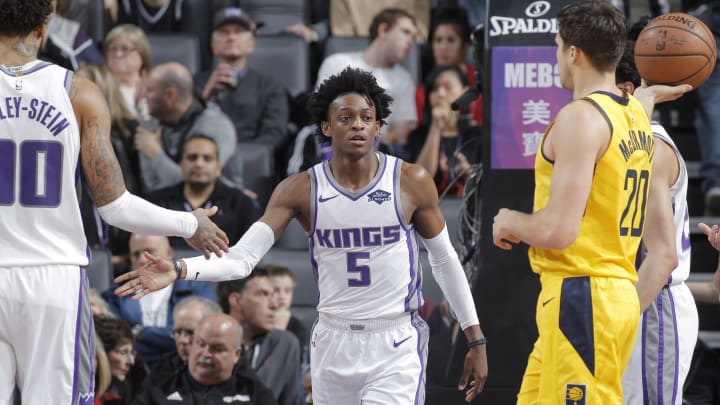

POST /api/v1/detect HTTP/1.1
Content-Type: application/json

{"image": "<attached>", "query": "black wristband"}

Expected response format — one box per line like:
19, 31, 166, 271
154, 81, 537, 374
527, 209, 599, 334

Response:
467, 337, 487, 348
174, 260, 183, 279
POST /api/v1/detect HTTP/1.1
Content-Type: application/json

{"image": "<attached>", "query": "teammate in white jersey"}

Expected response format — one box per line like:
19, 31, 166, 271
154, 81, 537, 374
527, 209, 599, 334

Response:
615, 40, 698, 405
116, 67, 488, 403
0, 1, 229, 404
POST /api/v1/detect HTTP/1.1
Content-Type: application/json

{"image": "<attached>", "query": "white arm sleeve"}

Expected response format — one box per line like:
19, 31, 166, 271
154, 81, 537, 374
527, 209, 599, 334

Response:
182, 221, 276, 282
97, 191, 197, 237
421, 225, 479, 330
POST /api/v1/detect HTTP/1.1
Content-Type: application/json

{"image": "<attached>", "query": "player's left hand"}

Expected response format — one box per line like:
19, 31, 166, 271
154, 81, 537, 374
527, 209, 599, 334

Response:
493, 208, 521, 250
633, 82, 692, 119
186, 206, 230, 259
114, 252, 177, 300
459, 344, 488, 402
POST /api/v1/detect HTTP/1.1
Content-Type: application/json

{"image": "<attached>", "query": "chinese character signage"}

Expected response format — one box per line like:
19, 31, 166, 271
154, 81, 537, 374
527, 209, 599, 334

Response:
490, 46, 572, 169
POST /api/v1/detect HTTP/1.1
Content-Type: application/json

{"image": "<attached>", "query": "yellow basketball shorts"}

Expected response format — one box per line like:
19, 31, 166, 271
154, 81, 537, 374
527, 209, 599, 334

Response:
517, 274, 640, 405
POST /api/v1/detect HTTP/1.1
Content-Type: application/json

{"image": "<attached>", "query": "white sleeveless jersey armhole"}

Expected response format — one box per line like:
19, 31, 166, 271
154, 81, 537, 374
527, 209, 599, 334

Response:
0, 61, 88, 266
651, 122, 690, 284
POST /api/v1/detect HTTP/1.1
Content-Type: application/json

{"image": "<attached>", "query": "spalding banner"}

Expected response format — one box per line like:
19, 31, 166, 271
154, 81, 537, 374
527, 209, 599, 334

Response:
487, 0, 574, 169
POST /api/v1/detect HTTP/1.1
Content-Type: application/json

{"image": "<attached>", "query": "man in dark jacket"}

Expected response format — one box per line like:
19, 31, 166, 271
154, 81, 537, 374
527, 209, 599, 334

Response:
218, 268, 300, 405
132, 313, 277, 405
148, 135, 259, 248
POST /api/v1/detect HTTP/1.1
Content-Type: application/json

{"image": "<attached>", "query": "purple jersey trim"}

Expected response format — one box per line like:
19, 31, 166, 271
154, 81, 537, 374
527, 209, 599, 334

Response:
669, 288, 679, 404
411, 312, 427, 405
0, 61, 54, 77
70, 268, 86, 404
321, 153, 388, 201
656, 293, 665, 405
641, 312, 649, 404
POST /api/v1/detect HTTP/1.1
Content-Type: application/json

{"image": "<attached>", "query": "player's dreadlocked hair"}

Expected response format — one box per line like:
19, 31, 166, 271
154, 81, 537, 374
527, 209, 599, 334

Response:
309, 67, 393, 141
0, 0, 53, 38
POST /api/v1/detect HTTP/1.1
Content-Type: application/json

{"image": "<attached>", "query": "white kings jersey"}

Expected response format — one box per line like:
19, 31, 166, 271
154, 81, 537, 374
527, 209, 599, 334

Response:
0, 61, 88, 266
638, 123, 690, 284
309, 153, 423, 320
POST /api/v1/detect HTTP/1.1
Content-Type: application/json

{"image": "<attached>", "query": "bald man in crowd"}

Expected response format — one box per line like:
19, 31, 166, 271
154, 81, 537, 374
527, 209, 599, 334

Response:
135, 62, 239, 192
134, 313, 277, 404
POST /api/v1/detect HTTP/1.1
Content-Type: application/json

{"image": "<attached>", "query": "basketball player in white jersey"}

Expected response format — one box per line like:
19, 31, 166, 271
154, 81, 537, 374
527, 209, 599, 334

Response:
116, 67, 488, 403
616, 41, 698, 405
0, 1, 229, 404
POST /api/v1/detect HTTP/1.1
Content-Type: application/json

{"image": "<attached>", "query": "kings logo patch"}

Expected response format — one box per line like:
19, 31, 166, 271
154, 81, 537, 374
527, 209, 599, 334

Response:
368, 189, 391, 205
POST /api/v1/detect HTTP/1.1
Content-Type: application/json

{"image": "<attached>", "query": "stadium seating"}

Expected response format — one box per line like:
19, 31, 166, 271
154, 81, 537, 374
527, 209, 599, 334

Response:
237, 0, 305, 36
182, 0, 215, 70
247, 36, 310, 96
323, 36, 422, 84
147, 34, 202, 74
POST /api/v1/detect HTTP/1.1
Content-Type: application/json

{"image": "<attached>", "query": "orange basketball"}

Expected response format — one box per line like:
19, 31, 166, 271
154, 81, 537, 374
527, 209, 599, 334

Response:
634, 12, 717, 88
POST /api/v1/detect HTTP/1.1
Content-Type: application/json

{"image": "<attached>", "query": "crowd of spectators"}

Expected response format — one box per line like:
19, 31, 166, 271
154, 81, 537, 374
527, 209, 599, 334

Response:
38, 1, 487, 404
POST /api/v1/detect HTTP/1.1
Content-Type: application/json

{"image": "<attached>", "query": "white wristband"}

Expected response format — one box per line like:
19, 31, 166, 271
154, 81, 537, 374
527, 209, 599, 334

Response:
97, 191, 198, 238
184, 221, 276, 282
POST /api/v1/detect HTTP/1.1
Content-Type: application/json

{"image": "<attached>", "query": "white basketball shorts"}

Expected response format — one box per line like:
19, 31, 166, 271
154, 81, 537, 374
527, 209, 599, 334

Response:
0, 265, 94, 405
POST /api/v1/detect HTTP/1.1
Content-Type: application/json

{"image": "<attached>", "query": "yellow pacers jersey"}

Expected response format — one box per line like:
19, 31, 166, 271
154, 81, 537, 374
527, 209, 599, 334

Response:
529, 91, 653, 282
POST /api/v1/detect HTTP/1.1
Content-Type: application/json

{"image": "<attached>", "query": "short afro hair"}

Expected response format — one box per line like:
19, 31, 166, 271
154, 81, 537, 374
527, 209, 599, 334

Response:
615, 40, 641, 90
0, 0, 52, 38
309, 67, 393, 130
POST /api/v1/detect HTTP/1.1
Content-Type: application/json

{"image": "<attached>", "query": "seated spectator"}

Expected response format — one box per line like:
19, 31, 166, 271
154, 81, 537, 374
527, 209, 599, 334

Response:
114, 0, 186, 32
40, 0, 104, 70
90, 288, 116, 318
416, 5, 481, 124
406, 65, 481, 197
316, 8, 418, 156
94, 316, 137, 404
265, 265, 308, 360
102, 233, 217, 363
147, 135, 259, 248
94, 334, 113, 404
194, 7, 289, 153
77, 64, 142, 195
303, 368, 312, 405
218, 268, 300, 405
145, 296, 222, 385
330, 0, 429, 44
77, 63, 141, 258
103, 24, 151, 119
138, 62, 238, 192
133, 313, 278, 404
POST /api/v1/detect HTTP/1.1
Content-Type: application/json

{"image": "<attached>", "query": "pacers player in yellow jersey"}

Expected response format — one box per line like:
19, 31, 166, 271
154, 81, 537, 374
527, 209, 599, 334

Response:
492, 1, 691, 404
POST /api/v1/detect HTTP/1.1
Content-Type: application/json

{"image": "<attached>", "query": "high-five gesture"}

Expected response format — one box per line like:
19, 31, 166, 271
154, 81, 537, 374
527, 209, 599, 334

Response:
187, 206, 230, 258
115, 252, 177, 300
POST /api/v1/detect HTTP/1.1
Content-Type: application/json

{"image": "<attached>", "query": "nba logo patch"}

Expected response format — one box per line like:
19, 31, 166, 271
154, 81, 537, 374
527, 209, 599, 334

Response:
565, 383, 586, 405
367, 189, 391, 205
15, 80, 22, 91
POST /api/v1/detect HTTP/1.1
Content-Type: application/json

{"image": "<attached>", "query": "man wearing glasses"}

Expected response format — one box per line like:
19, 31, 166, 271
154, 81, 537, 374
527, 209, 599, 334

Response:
145, 295, 223, 385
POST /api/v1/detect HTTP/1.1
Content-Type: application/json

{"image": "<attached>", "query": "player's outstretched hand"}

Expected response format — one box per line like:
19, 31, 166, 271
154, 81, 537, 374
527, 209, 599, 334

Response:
114, 252, 177, 300
633, 82, 692, 119
459, 345, 488, 402
186, 206, 230, 259
699, 222, 720, 251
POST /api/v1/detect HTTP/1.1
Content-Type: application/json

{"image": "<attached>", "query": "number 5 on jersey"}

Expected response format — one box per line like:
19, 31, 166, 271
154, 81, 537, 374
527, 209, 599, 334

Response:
347, 252, 371, 287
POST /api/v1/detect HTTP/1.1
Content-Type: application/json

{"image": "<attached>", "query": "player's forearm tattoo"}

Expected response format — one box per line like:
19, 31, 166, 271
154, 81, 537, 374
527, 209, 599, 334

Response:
69, 75, 79, 101
83, 116, 125, 204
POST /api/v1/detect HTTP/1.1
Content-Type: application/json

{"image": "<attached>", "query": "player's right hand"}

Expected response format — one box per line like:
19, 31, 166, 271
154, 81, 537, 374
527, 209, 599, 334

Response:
114, 252, 177, 300
187, 206, 230, 259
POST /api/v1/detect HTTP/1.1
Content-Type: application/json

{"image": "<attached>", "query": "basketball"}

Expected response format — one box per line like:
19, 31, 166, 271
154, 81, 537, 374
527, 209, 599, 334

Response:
634, 12, 717, 88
